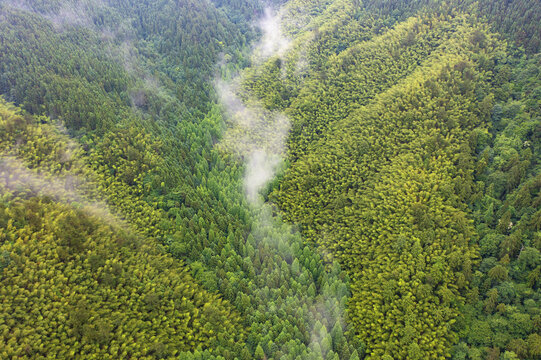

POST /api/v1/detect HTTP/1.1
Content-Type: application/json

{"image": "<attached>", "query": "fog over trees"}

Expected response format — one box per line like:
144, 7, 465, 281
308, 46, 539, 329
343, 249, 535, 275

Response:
0, 0, 539, 359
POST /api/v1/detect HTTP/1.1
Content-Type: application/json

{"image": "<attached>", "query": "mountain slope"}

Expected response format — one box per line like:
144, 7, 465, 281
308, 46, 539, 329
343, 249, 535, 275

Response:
0, 99, 246, 359
241, 1, 540, 359
0, 0, 539, 359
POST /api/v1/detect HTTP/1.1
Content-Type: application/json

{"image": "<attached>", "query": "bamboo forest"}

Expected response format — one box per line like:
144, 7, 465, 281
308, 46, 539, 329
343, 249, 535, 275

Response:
0, 0, 539, 359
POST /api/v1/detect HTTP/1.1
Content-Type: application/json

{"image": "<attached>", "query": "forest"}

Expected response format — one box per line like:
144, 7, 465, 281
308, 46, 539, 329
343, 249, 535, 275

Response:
0, 0, 539, 359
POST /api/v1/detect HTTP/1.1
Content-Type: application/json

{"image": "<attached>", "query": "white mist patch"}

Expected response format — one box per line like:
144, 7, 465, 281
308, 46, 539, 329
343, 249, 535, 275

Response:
215, 79, 254, 128
0, 156, 127, 230
47, 2, 92, 29
1, 0, 101, 30
216, 78, 290, 203
0, 0, 33, 14
213, 6, 352, 357
244, 150, 281, 204
255, 7, 291, 60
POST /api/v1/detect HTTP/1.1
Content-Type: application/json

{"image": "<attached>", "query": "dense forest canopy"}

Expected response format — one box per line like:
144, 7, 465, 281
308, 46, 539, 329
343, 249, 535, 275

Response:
0, 0, 539, 359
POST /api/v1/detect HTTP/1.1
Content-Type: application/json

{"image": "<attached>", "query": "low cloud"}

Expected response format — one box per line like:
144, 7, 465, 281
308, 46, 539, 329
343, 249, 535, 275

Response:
215, 78, 290, 204
0, 156, 128, 230
255, 7, 291, 60
244, 150, 281, 205
1, 0, 100, 30
214, 5, 353, 357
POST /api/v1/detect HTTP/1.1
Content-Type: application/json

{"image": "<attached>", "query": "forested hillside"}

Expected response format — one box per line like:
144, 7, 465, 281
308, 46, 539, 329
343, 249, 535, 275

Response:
0, 99, 246, 358
245, 0, 540, 358
0, 0, 539, 359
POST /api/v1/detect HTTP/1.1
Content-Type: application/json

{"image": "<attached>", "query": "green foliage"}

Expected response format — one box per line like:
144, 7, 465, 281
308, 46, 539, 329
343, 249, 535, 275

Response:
0, 99, 246, 359
257, 11, 503, 358
457, 52, 541, 359
241, 1, 540, 359
0, 0, 540, 359
0, 2, 363, 357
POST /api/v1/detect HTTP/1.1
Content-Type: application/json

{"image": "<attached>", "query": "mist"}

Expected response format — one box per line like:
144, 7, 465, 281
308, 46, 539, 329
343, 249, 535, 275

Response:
46, 2, 92, 29
244, 150, 281, 204
255, 7, 291, 60
0, 0, 100, 29
213, 6, 351, 357
216, 5, 292, 204
0, 156, 128, 230
215, 77, 290, 205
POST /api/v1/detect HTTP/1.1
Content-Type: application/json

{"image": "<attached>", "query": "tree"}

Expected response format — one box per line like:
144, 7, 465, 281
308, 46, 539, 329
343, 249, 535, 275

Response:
255, 344, 265, 360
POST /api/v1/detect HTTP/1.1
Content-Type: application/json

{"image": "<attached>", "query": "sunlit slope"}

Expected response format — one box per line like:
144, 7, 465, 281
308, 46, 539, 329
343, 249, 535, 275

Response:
244, 11, 485, 160
250, 10, 509, 359
0, 100, 246, 359
273, 14, 501, 245
243, 0, 541, 358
